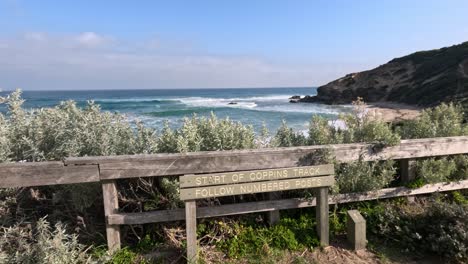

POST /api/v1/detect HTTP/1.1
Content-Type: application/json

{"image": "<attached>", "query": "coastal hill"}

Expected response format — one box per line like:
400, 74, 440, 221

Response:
312, 41, 468, 111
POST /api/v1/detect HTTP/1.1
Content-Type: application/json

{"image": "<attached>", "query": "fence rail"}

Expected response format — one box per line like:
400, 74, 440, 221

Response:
1, 135, 467, 257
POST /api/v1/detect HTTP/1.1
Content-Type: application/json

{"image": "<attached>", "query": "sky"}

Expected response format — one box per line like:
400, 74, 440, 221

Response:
1, 0, 468, 90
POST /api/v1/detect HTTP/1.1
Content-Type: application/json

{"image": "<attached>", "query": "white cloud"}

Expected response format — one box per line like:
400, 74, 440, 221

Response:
75, 32, 107, 47
0, 32, 368, 90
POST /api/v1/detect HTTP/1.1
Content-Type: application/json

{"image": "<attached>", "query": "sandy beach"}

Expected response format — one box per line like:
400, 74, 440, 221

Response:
365, 102, 422, 122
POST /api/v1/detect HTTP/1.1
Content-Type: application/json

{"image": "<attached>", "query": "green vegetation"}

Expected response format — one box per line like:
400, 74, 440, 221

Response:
1, 90, 468, 263
214, 215, 319, 259
0, 217, 96, 264
370, 195, 468, 263
398, 102, 468, 139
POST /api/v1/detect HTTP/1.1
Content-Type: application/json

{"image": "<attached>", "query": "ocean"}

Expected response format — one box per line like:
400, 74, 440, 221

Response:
0, 88, 351, 133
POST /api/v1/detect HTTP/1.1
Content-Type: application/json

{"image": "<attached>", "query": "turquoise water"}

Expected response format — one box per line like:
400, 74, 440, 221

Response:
0, 88, 350, 132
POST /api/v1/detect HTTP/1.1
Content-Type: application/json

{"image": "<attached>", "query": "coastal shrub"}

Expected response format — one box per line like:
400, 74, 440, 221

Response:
335, 159, 396, 193
338, 98, 400, 147
411, 155, 468, 186
0, 115, 10, 162
452, 155, 468, 181
307, 98, 400, 147
272, 120, 307, 147
157, 114, 256, 153
0, 90, 158, 162
308, 115, 342, 145
372, 197, 468, 263
398, 103, 468, 139
415, 157, 457, 184
0, 217, 97, 264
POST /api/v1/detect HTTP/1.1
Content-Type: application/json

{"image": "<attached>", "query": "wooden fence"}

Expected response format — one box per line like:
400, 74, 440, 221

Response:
1, 136, 468, 256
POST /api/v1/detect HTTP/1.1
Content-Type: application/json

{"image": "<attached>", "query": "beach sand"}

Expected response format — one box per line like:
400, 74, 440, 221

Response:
365, 102, 422, 122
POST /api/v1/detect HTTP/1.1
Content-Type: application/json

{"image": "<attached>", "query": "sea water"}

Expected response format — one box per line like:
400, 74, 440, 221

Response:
0, 87, 351, 133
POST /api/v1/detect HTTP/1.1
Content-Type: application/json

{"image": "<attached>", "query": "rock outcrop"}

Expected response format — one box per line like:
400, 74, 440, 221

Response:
313, 41, 468, 109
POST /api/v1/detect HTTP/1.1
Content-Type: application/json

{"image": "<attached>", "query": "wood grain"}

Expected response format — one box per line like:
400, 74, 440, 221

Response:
179, 164, 334, 188
185, 200, 197, 263
62, 136, 468, 180
179, 175, 335, 200
0, 163, 99, 188
107, 179, 468, 225
102, 181, 121, 252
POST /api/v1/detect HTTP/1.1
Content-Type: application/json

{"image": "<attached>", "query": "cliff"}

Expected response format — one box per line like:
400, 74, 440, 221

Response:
314, 42, 468, 109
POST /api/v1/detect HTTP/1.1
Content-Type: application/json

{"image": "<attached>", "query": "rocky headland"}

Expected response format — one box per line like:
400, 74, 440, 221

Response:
292, 41, 468, 118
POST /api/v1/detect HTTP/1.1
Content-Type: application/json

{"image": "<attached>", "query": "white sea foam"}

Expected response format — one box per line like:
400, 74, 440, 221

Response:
96, 94, 351, 115
95, 97, 166, 103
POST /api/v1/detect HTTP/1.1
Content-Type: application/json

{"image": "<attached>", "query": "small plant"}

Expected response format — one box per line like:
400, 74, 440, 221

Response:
216, 215, 319, 259
110, 247, 149, 264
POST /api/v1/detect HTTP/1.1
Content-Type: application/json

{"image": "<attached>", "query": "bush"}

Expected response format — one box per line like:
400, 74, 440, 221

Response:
335, 159, 396, 193
272, 120, 307, 147
0, 218, 97, 264
415, 157, 457, 184
0, 90, 157, 162
412, 155, 468, 186
158, 114, 256, 153
307, 98, 400, 147
372, 197, 468, 263
398, 103, 468, 139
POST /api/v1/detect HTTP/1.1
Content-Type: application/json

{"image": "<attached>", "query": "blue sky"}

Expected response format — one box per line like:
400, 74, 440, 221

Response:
1, 0, 468, 90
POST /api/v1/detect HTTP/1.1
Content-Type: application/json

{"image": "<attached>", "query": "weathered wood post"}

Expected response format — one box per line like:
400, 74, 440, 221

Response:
316, 187, 329, 246
102, 180, 121, 252
400, 159, 416, 183
185, 200, 198, 263
347, 210, 366, 250
266, 192, 280, 225
400, 159, 416, 202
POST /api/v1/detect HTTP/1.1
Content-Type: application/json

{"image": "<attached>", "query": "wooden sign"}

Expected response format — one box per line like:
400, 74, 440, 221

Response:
179, 165, 334, 200
180, 175, 334, 200
179, 163, 335, 263
180, 164, 334, 188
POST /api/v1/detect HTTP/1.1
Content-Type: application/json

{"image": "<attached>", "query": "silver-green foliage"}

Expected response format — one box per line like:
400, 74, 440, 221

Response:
0, 218, 97, 264
0, 90, 256, 162
398, 103, 468, 139
272, 120, 307, 147
308, 99, 400, 147
414, 155, 468, 185
335, 159, 397, 193
415, 157, 457, 184
158, 114, 255, 153
0, 90, 158, 162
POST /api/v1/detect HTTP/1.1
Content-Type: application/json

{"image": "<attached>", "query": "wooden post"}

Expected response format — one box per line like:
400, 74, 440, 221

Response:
266, 192, 280, 225
347, 210, 366, 250
185, 200, 197, 263
315, 187, 329, 246
400, 159, 416, 202
102, 180, 121, 252
400, 159, 416, 183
